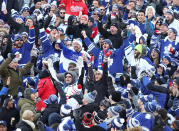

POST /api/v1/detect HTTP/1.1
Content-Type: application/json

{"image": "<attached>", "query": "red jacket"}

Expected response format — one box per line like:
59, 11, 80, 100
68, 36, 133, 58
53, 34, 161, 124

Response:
59, 0, 88, 16
37, 77, 57, 101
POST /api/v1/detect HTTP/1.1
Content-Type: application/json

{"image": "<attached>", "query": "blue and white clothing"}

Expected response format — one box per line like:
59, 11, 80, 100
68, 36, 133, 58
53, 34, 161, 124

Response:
12, 28, 35, 65
160, 36, 179, 65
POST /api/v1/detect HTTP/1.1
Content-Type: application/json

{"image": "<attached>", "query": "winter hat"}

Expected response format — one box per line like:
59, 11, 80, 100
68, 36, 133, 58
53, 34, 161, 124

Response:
108, 106, 122, 117
80, 15, 88, 21
21, 5, 30, 13
0, 120, 7, 126
16, 16, 24, 22
11, 9, 19, 18
3, 95, 13, 108
169, 28, 177, 36
111, 118, 125, 130
144, 100, 161, 113
21, 32, 28, 37
44, 94, 58, 105
34, 0, 41, 4
110, 91, 121, 103
93, 9, 100, 15
166, 9, 174, 16
135, 44, 143, 54
3, 24, 10, 30
94, 110, 107, 124
139, 94, 154, 104
152, 48, 160, 55
127, 118, 140, 128
68, 94, 83, 107
23, 77, 37, 87
57, 27, 64, 34
111, 23, 119, 29
88, 17, 94, 23
14, 34, 23, 42
73, 38, 82, 48
33, 9, 42, 15
100, 99, 111, 108
51, 1, 57, 7
162, 55, 171, 63
82, 112, 93, 126
139, 35, 147, 44
48, 112, 61, 126
24, 88, 37, 100
57, 117, 76, 131
60, 104, 72, 116
104, 39, 113, 48
83, 90, 97, 104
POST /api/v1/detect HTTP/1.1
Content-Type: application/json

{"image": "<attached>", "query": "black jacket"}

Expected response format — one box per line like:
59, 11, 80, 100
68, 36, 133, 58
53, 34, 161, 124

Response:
98, 21, 123, 49
0, 0, 19, 14
40, 104, 61, 125
86, 62, 108, 104
16, 120, 34, 131
0, 106, 20, 131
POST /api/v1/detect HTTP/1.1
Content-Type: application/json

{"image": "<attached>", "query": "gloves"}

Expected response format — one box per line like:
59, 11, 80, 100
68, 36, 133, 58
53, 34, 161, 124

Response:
167, 113, 175, 125
104, 50, 112, 58
30, 56, 37, 63
98, 14, 103, 21
8, 53, 16, 59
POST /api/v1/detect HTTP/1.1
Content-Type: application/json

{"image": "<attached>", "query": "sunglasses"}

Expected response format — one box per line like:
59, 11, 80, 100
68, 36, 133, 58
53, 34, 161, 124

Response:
100, 9, 105, 11
16, 39, 23, 41
60, 12, 65, 14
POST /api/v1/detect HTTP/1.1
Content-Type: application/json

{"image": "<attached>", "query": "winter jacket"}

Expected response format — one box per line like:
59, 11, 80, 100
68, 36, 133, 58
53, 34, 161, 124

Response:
98, 21, 123, 49
40, 104, 61, 125
16, 119, 35, 131
160, 36, 179, 65
0, 58, 33, 95
59, 0, 88, 16
0, 106, 19, 131
18, 98, 41, 122
37, 76, 57, 101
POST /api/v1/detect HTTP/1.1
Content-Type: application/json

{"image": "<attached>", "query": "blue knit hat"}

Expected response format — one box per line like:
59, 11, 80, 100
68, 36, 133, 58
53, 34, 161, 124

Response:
21, 32, 28, 37
16, 16, 24, 22
88, 17, 94, 23
60, 104, 72, 116
108, 106, 122, 117
139, 94, 155, 104
111, 118, 125, 130
104, 39, 113, 48
21, 5, 30, 13
127, 118, 140, 128
144, 100, 161, 113
58, 117, 76, 131
44, 94, 58, 105
169, 28, 178, 36
14, 34, 23, 42
152, 48, 160, 54
83, 90, 97, 104
48, 112, 61, 126
163, 55, 171, 63
166, 9, 174, 16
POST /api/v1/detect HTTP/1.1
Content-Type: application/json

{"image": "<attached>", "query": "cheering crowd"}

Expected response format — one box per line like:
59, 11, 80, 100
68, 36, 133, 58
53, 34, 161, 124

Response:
0, 0, 179, 130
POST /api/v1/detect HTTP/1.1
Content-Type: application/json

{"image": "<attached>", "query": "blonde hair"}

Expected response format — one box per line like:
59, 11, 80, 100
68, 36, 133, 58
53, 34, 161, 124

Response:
22, 110, 34, 120
127, 126, 143, 131
145, 6, 156, 17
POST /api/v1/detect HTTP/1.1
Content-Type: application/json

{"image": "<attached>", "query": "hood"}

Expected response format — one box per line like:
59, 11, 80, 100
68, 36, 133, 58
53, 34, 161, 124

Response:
64, 71, 77, 84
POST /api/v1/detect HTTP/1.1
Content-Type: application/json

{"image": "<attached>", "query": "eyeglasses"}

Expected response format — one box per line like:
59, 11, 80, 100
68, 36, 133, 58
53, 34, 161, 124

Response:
60, 12, 65, 14
16, 39, 23, 41
93, 13, 98, 15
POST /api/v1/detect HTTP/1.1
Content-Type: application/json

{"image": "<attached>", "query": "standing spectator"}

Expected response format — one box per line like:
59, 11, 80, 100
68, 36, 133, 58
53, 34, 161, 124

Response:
59, 0, 88, 16
0, 0, 20, 14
